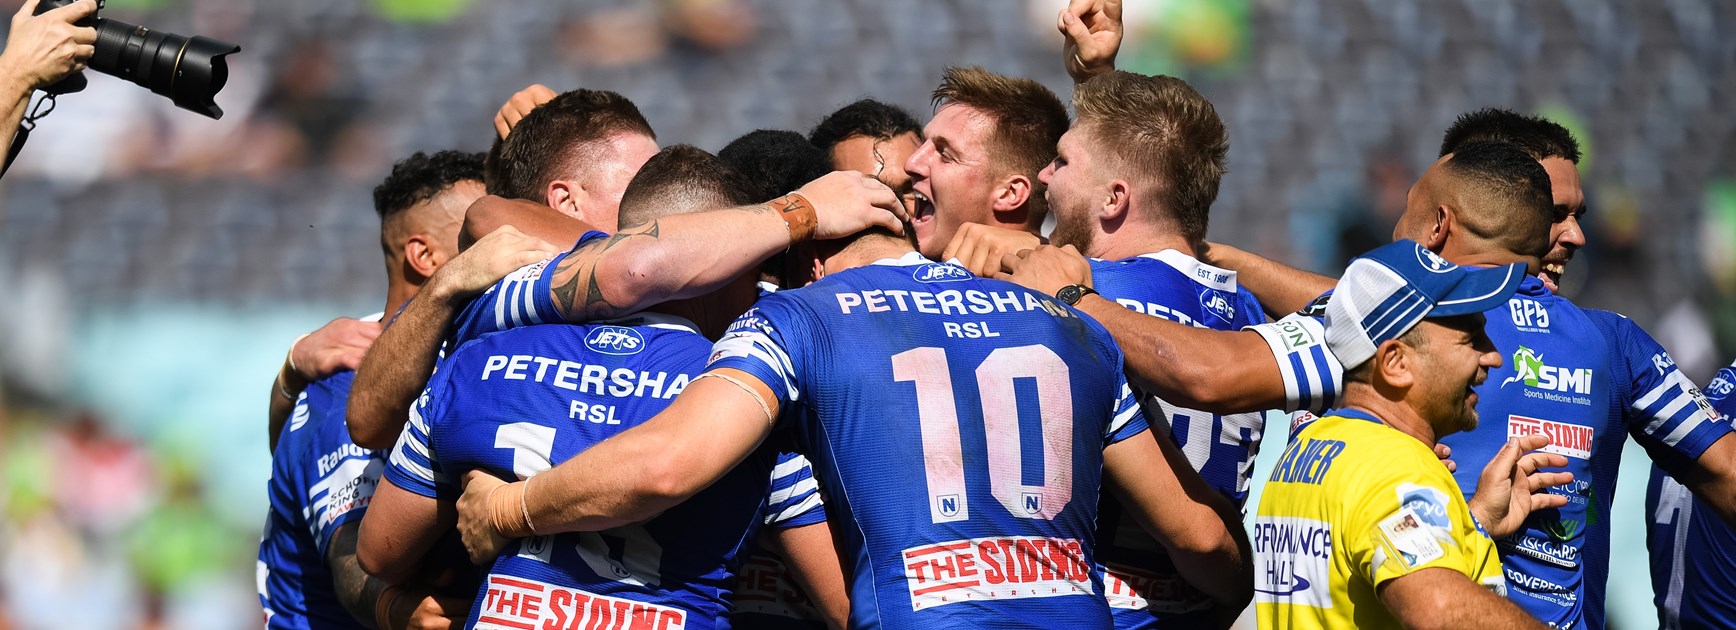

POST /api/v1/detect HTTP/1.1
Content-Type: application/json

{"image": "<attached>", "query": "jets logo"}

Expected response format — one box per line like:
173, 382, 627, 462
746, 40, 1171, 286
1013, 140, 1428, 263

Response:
912, 263, 971, 283
1199, 288, 1235, 323
584, 326, 645, 355
1414, 245, 1456, 273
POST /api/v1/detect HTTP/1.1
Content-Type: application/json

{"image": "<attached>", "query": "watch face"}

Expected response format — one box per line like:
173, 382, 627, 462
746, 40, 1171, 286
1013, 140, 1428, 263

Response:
1058, 285, 1081, 305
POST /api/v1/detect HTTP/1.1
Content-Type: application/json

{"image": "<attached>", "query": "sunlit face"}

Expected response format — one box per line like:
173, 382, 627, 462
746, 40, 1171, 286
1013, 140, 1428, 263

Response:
1407, 314, 1502, 437
831, 131, 922, 213
1538, 157, 1586, 293
904, 104, 1003, 259
1039, 126, 1109, 255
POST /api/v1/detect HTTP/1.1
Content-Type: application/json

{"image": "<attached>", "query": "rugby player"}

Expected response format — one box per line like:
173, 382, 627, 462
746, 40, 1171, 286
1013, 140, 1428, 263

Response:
808, 99, 923, 214
258, 151, 560, 629
1254, 239, 1568, 630
358, 146, 842, 630
451, 215, 1253, 628
1200, 117, 1734, 629
952, 70, 1273, 627
1647, 359, 1736, 629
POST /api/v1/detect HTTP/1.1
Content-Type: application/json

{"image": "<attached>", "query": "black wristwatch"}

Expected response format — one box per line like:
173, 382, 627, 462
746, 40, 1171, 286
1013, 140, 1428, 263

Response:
1055, 284, 1098, 306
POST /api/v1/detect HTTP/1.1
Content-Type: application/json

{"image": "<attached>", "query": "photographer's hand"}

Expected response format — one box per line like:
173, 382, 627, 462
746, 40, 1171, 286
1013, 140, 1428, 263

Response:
0, 0, 96, 165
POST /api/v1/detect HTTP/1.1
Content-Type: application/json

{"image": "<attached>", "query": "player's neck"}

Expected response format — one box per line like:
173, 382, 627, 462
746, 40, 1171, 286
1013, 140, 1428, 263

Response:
1091, 224, 1199, 261
821, 234, 917, 276
1341, 386, 1439, 447
1438, 240, 1531, 270
384, 277, 421, 321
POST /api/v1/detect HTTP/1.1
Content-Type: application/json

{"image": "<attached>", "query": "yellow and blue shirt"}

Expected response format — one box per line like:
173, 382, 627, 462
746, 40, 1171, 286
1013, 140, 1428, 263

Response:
1253, 409, 1505, 629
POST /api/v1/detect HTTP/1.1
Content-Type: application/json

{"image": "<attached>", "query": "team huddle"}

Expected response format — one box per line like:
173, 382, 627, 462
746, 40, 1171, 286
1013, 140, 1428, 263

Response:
252, 3, 1736, 630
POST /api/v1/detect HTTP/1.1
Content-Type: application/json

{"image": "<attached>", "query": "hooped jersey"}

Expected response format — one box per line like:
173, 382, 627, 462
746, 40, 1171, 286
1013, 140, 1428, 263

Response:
1251, 276, 1731, 629
385, 314, 812, 630
258, 368, 383, 629
1088, 251, 1270, 628
1646, 360, 1736, 630
706, 252, 1150, 629
730, 444, 833, 630
1253, 409, 1505, 630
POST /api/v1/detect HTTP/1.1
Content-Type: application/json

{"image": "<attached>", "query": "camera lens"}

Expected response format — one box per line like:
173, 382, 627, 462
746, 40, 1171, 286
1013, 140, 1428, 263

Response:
88, 17, 239, 119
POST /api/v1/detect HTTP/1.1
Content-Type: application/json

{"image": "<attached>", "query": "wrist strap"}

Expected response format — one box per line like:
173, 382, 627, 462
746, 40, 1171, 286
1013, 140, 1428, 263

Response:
285, 333, 311, 378
374, 584, 402, 630
767, 193, 817, 244
489, 481, 535, 539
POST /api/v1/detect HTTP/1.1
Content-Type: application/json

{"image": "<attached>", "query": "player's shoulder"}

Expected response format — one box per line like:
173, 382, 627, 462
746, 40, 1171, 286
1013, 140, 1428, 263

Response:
1303, 414, 1439, 473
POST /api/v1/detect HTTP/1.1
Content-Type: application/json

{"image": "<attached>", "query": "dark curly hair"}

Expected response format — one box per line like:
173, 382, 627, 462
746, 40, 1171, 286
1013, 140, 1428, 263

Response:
808, 99, 922, 154
373, 150, 486, 221
718, 129, 832, 201
1439, 108, 1581, 164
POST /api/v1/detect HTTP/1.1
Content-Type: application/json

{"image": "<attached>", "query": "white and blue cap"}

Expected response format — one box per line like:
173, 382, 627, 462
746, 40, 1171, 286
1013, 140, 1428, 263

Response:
1325, 239, 1527, 368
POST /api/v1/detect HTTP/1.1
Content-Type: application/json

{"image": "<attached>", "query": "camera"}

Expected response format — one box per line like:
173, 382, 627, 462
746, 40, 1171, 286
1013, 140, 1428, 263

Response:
34, 0, 239, 119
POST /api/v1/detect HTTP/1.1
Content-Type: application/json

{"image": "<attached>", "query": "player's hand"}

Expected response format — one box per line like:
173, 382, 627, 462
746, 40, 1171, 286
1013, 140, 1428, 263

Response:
794, 171, 908, 239
399, 592, 469, 630
1060, 0, 1122, 83
998, 244, 1092, 297
1468, 435, 1574, 539
493, 83, 556, 139
427, 225, 562, 304
1433, 442, 1456, 474
290, 317, 383, 382
943, 222, 1043, 277
456, 470, 515, 565
0, 0, 96, 93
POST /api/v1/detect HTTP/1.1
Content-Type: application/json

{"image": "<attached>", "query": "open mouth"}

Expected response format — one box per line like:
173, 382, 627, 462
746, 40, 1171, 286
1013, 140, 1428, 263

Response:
1539, 259, 1568, 292
912, 191, 935, 227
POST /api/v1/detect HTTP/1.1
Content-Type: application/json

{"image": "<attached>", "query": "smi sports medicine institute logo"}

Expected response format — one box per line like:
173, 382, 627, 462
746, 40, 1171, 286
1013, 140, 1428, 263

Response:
1499, 346, 1592, 406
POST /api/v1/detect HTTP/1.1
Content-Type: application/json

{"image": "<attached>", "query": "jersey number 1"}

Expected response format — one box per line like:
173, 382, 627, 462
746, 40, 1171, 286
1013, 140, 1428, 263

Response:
893, 345, 1074, 524
496, 423, 664, 586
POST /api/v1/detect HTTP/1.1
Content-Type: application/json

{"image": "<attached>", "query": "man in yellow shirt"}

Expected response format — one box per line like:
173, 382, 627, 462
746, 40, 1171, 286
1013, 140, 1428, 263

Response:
1255, 239, 1574, 629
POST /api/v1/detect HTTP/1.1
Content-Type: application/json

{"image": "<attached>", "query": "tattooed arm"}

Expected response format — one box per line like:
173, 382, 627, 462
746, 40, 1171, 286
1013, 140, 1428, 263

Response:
543, 170, 905, 321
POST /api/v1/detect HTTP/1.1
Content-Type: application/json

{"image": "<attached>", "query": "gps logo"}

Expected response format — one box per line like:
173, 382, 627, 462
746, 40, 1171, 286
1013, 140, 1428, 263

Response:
1508, 298, 1549, 330
585, 326, 645, 355
913, 263, 971, 283
1414, 245, 1456, 273
1200, 289, 1235, 323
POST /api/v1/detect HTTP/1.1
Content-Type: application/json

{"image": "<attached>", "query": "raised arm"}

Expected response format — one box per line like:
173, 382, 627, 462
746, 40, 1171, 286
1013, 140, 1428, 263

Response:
0, 0, 96, 161
458, 194, 598, 252
1377, 567, 1548, 630
1000, 245, 1294, 413
454, 368, 780, 564
1203, 242, 1337, 317
1103, 427, 1252, 622
537, 171, 905, 323
346, 227, 560, 449
1059, 0, 1122, 84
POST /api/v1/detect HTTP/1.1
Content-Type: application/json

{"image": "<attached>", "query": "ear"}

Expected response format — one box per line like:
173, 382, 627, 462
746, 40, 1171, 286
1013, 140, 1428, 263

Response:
546, 180, 582, 219
1101, 179, 1132, 223
402, 235, 439, 281
1374, 338, 1415, 390
1423, 205, 1452, 251
991, 173, 1033, 215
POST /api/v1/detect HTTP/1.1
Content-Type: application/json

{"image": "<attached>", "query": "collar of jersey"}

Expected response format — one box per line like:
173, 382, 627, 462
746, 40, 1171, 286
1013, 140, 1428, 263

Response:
1111, 249, 1240, 292
359, 311, 385, 323
1514, 273, 1549, 297
1324, 407, 1385, 425
869, 251, 942, 268
594, 311, 702, 336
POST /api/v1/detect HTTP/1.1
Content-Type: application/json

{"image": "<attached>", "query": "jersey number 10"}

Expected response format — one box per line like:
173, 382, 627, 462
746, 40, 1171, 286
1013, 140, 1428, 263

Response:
893, 344, 1074, 525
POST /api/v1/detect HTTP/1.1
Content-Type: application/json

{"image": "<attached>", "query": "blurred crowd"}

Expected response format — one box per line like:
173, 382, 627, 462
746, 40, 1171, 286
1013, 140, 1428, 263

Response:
0, 0, 1729, 628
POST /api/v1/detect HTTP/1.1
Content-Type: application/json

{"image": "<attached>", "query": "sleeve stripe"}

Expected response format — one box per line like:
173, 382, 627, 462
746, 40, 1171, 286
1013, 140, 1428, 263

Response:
1287, 350, 1313, 408
494, 283, 510, 331
1637, 371, 1696, 414
388, 448, 438, 484
767, 492, 825, 526
522, 272, 543, 325
1109, 383, 1140, 434
768, 477, 819, 506
771, 456, 809, 480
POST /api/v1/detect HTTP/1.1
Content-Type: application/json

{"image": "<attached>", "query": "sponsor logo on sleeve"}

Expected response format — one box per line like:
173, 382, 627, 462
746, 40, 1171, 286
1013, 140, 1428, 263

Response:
1653, 352, 1677, 376
1275, 319, 1319, 352
1498, 533, 1580, 569
1707, 370, 1736, 402
584, 326, 645, 356
912, 263, 973, 283
900, 536, 1094, 611
475, 574, 686, 630
1251, 516, 1333, 609
288, 396, 310, 432
1396, 484, 1452, 529
1506, 415, 1594, 460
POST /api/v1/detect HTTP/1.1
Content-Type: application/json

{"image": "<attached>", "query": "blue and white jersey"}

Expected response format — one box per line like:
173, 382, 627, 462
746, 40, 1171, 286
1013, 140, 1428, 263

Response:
1247, 292, 1341, 414
731, 447, 833, 630
1253, 275, 1730, 629
1087, 251, 1269, 628
446, 230, 610, 352
707, 252, 1150, 629
258, 368, 383, 629
1442, 277, 1730, 629
386, 313, 783, 630
1647, 360, 1736, 630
